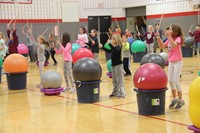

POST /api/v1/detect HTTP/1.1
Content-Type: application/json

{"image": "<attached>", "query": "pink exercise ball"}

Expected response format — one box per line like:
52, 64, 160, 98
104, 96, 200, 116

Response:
17, 44, 28, 54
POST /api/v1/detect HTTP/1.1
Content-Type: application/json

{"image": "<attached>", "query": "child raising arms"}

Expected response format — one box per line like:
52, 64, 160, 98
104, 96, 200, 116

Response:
99, 34, 126, 98
156, 24, 184, 109
55, 33, 75, 93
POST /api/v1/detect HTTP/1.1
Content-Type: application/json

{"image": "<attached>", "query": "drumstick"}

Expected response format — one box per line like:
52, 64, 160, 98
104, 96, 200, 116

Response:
13, 13, 20, 24
87, 34, 93, 42
189, 24, 194, 31
159, 14, 164, 28
41, 28, 49, 36
109, 21, 114, 31
72, 32, 75, 42
106, 32, 111, 40
135, 25, 141, 40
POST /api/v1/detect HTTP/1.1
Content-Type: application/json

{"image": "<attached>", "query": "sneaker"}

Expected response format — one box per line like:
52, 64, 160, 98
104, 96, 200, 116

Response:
109, 93, 117, 98
69, 88, 75, 93
64, 87, 70, 92
117, 94, 126, 99
124, 73, 131, 76
53, 63, 57, 66
36, 84, 42, 88
169, 99, 178, 109
175, 100, 185, 109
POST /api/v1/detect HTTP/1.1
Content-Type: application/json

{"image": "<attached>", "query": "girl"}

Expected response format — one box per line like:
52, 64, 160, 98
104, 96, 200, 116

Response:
156, 24, 184, 109
189, 24, 200, 55
49, 34, 58, 65
77, 27, 88, 48
32, 35, 46, 88
55, 33, 75, 93
88, 29, 99, 62
7, 23, 18, 54
138, 25, 155, 53
122, 35, 131, 76
124, 29, 132, 38
22, 26, 35, 62
0, 32, 6, 59
99, 34, 126, 98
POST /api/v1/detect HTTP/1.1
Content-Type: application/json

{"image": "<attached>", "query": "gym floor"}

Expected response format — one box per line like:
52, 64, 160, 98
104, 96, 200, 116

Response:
0, 49, 197, 133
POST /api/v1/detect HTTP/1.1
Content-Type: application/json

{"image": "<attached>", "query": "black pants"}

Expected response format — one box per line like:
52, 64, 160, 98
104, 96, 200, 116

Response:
50, 50, 57, 64
123, 58, 131, 74
28, 46, 35, 61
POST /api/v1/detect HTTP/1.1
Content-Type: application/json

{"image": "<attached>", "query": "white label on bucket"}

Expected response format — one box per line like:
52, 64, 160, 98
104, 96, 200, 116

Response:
93, 88, 99, 94
151, 99, 160, 106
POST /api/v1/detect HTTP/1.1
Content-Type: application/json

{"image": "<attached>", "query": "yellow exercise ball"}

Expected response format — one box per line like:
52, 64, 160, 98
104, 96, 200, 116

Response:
189, 77, 200, 128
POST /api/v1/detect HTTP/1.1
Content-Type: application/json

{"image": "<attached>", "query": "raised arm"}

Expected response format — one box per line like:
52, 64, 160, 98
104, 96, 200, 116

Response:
7, 24, 10, 38
156, 32, 167, 49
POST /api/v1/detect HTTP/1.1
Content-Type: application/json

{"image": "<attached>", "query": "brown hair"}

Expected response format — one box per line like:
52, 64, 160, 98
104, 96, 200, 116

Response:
0, 32, 4, 39
62, 33, 70, 47
170, 24, 184, 45
91, 29, 97, 34
38, 35, 46, 44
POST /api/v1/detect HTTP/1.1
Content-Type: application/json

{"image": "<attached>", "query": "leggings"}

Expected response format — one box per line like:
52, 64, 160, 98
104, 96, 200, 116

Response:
168, 61, 183, 92
50, 50, 57, 64
146, 43, 154, 53
39, 60, 45, 81
64, 61, 75, 88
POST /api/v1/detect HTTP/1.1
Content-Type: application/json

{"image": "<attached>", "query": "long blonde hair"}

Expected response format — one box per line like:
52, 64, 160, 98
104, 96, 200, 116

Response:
38, 35, 46, 44
112, 34, 122, 46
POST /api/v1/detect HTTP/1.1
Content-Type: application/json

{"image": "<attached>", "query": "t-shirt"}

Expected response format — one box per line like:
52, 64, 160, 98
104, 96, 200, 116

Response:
164, 37, 182, 62
77, 34, 88, 47
143, 32, 155, 44
122, 42, 131, 58
26, 34, 33, 46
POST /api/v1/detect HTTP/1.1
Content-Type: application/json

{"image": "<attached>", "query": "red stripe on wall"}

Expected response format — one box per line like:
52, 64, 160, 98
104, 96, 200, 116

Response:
147, 11, 198, 19
0, 19, 62, 23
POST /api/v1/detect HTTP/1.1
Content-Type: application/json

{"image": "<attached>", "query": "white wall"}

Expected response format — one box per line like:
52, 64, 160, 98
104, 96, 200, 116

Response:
0, 0, 199, 20
0, 0, 126, 20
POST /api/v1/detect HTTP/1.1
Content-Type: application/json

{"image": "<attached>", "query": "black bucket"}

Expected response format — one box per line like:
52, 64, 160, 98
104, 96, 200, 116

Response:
75, 80, 100, 103
132, 52, 145, 63
6, 72, 27, 90
134, 88, 168, 116
181, 46, 193, 57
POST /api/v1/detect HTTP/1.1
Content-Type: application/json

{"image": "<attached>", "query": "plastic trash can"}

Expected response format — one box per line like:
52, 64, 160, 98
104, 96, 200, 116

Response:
132, 52, 145, 63
182, 46, 193, 57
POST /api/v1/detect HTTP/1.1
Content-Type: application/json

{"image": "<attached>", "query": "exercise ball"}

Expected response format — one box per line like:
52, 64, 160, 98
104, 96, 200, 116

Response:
131, 40, 146, 53
17, 43, 28, 54
107, 59, 112, 72
128, 37, 134, 45
45, 50, 50, 61
0, 57, 3, 67
104, 43, 111, 50
72, 48, 94, 64
159, 52, 168, 62
73, 58, 102, 81
189, 77, 200, 128
133, 63, 167, 90
41, 70, 62, 89
140, 53, 165, 69
185, 36, 194, 47
3, 54, 28, 73
72, 43, 81, 55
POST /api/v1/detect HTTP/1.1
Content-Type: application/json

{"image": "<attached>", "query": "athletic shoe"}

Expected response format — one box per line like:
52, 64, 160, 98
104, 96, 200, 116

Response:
36, 84, 42, 88
69, 88, 75, 93
117, 95, 126, 99
175, 100, 185, 109
169, 99, 178, 109
109, 93, 117, 98
64, 87, 70, 92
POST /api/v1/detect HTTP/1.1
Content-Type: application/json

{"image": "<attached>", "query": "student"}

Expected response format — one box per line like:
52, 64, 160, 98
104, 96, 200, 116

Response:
88, 29, 99, 62
55, 33, 75, 93
156, 24, 184, 109
109, 27, 121, 36
32, 35, 46, 88
0, 32, 6, 59
22, 26, 35, 62
77, 27, 88, 48
189, 24, 200, 55
99, 34, 126, 98
49, 34, 57, 65
122, 35, 131, 76
154, 23, 164, 53
124, 29, 133, 38
138, 25, 155, 53
7, 23, 18, 54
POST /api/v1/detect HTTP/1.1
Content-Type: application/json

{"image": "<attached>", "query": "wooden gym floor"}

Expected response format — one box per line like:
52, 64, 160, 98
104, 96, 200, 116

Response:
0, 49, 198, 133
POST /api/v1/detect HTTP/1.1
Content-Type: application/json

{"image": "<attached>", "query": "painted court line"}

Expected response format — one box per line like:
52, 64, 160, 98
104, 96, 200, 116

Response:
93, 103, 188, 127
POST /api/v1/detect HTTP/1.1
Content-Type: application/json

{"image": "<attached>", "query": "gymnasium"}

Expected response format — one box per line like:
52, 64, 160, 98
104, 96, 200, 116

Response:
0, 0, 200, 133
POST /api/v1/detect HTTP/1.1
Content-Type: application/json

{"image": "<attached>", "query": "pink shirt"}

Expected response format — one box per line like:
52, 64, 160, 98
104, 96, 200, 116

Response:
54, 43, 72, 62
164, 37, 182, 62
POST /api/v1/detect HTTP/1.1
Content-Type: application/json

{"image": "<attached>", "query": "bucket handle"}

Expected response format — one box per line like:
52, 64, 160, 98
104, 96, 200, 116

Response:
75, 81, 82, 87
133, 88, 138, 93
